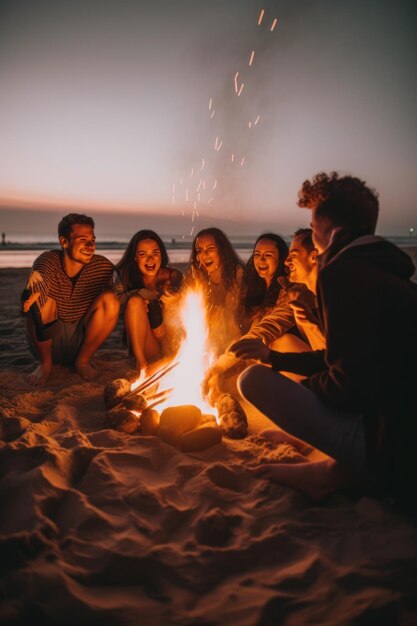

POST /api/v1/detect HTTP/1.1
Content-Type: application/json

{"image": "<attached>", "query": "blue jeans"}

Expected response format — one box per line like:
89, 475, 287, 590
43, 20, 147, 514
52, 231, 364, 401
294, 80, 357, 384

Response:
238, 364, 367, 474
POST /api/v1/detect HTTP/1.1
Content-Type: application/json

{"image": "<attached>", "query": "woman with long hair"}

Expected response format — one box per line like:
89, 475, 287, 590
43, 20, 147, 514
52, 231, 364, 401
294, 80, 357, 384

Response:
188, 227, 244, 357
116, 230, 183, 371
241, 232, 291, 334
203, 233, 313, 402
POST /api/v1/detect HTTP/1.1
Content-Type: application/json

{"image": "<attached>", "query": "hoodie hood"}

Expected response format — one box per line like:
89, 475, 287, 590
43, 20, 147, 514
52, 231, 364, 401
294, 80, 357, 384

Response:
320, 234, 415, 281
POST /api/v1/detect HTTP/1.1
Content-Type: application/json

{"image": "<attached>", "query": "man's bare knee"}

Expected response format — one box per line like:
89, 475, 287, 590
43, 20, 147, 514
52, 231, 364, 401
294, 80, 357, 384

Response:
96, 291, 120, 317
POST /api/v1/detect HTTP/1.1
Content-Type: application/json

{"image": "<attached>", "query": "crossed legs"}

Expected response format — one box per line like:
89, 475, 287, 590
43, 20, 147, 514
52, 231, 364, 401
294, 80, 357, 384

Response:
238, 364, 367, 500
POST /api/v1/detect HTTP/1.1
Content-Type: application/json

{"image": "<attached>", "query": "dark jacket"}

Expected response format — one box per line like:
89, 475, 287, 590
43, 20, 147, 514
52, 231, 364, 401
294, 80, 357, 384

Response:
269, 235, 417, 503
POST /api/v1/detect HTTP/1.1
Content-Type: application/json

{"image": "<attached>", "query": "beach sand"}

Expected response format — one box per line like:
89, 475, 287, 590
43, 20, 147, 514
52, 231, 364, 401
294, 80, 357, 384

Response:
1, 264, 417, 625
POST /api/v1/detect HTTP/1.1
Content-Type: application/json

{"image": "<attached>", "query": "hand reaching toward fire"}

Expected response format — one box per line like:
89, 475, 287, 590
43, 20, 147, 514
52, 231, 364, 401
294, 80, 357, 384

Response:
201, 368, 221, 406
228, 338, 271, 364
201, 353, 239, 405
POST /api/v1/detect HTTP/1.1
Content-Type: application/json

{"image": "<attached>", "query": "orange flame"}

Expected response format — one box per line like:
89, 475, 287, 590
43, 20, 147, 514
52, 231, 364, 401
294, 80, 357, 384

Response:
158, 289, 214, 414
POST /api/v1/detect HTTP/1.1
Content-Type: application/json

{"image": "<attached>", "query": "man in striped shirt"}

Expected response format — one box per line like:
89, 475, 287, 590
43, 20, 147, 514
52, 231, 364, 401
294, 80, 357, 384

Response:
22, 213, 120, 385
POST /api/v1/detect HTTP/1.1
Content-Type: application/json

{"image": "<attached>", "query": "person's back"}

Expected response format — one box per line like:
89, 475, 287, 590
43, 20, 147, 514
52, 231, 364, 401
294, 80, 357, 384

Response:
314, 235, 417, 501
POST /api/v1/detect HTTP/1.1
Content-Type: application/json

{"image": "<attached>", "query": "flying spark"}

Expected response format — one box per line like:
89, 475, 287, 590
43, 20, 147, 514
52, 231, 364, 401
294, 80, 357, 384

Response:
249, 50, 255, 66
201, 158, 205, 171
237, 83, 244, 97
255, 115, 261, 125
270, 18, 278, 31
240, 157, 245, 166
210, 110, 215, 119
258, 9, 265, 25
213, 179, 217, 190
209, 98, 212, 110
234, 72, 239, 94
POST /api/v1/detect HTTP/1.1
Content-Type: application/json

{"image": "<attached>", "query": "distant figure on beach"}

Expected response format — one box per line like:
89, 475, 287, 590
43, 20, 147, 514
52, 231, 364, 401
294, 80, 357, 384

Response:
285, 228, 325, 351
1, 232, 5, 246
115, 230, 183, 372
22, 213, 119, 385
202, 232, 316, 401
231, 172, 417, 508
188, 227, 244, 358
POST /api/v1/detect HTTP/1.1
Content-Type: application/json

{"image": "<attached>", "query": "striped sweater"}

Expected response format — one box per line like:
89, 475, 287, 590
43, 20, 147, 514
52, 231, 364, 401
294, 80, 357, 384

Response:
31, 250, 114, 323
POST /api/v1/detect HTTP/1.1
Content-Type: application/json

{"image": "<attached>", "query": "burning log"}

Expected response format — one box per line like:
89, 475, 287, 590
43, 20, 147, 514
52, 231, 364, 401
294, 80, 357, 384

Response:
200, 413, 218, 426
157, 405, 202, 446
122, 395, 148, 411
103, 378, 131, 410
159, 405, 202, 432
107, 409, 140, 434
216, 394, 248, 439
140, 408, 160, 435
178, 424, 222, 452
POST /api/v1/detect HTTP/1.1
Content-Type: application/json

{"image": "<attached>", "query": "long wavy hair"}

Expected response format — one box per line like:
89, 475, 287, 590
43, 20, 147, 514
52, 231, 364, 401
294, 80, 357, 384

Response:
116, 230, 169, 291
190, 227, 243, 292
243, 233, 289, 313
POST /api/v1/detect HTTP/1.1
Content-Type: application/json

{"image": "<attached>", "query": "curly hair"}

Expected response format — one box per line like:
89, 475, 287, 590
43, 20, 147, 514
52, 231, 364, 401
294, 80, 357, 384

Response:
190, 227, 243, 292
58, 213, 95, 239
243, 233, 289, 313
116, 230, 169, 291
297, 172, 379, 236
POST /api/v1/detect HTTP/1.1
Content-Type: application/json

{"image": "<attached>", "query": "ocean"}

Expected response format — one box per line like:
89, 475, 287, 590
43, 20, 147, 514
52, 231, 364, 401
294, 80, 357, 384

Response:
0, 235, 416, 269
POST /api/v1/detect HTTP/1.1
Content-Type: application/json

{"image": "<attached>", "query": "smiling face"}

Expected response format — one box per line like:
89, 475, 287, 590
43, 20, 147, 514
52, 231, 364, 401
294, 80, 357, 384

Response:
285, 236, 317, 285
135, 238, 162, 279
60, 223, 96, 266
253, 238, 279, 287
195, 234, 221, 281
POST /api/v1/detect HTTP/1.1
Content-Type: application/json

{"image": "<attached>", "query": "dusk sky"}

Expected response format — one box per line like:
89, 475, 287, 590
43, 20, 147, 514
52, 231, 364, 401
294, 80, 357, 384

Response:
0, 0, 416, 239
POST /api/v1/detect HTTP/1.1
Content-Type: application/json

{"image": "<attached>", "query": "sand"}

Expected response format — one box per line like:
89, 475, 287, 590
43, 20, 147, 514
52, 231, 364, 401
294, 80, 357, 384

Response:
1, 267, 417, 626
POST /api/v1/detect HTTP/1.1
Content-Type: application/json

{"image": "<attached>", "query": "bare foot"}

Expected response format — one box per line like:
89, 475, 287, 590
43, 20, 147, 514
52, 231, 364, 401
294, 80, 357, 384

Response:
75, 362, 98, 380
27, 363, 51, 386
254, 458, 342, 502
260, 428, 315, 456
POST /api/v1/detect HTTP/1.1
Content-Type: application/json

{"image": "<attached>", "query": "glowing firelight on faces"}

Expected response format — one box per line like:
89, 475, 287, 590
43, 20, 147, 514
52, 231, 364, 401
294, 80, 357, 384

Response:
158, 289, 214, 415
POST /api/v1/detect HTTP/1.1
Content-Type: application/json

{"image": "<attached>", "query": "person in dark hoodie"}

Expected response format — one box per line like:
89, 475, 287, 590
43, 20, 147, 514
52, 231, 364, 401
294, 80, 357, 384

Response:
230, 172, 417, 508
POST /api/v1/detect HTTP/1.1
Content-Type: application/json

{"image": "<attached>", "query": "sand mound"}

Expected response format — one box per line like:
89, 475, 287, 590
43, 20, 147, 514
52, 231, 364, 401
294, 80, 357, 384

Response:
1, 360, 417, 626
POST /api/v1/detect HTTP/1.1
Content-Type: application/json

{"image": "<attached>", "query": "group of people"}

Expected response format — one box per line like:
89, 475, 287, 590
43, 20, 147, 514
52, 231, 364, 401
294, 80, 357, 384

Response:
23, 220, 320, 386
22, 171, 417, 509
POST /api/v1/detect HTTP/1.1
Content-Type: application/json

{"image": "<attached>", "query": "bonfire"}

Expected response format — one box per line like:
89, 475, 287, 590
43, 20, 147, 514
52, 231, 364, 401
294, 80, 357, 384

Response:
103, 288, 248, 450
